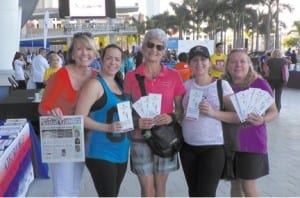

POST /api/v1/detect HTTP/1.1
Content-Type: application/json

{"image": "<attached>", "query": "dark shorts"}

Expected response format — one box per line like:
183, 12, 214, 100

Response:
130, 141, 179, 176
235, 152, 269, 180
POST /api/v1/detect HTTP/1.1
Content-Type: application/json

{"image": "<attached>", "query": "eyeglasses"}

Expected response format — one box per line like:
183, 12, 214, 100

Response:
146, 42, 165, 51
74, 32, 93, 38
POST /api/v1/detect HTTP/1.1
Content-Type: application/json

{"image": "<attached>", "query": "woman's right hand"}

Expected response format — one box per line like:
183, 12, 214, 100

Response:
108, 121, 123, 133
47, 107, 64, 119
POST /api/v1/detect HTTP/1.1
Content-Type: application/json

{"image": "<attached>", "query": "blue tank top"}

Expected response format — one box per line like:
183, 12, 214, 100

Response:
86, 75, 131, 163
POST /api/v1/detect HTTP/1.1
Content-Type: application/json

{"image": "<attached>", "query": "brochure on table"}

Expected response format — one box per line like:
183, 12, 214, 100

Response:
0, 119, 27, 156
39, 115, 85, 163
0, 119, 34, 197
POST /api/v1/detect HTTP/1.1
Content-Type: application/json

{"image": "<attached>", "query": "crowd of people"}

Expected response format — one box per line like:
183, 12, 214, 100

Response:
10, 27, 282, 197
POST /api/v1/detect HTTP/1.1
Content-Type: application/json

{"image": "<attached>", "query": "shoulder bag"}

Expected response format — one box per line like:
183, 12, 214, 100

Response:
217, 79, 237, 180
135, 74, 183, 158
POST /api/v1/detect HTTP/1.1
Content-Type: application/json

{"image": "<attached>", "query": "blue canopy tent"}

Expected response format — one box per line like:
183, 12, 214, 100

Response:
167, 38, 178, 49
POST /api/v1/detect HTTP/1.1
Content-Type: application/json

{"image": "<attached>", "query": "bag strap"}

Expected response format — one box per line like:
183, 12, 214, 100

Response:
135, 74, 147, 96
217, 79, 224, 111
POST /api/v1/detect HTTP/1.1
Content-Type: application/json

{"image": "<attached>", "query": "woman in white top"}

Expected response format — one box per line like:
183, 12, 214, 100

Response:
180, 45, 239, 197
12, 52, 27, 89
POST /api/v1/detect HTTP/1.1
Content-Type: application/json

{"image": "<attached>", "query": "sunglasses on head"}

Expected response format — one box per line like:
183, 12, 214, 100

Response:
146, 42, 165, 51
74, 32, 93, 38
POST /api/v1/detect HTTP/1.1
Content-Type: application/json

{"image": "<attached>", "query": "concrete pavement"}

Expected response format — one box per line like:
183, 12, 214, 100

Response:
27, 88, 300, 197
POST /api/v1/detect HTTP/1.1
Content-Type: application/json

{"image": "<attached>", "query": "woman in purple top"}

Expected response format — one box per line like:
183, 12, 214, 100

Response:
223, 49, 278, 197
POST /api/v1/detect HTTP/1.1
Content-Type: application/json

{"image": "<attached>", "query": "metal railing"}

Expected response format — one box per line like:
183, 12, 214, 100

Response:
21, 22, 137, 40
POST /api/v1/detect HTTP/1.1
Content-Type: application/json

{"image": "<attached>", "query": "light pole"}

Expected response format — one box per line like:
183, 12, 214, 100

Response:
275, 0, 280, 49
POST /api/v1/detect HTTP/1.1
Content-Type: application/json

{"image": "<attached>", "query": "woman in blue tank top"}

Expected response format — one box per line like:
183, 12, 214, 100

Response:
75, 44, 131, 197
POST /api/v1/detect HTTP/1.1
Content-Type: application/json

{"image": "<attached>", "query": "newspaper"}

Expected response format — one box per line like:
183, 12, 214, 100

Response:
40, 115, 85, 163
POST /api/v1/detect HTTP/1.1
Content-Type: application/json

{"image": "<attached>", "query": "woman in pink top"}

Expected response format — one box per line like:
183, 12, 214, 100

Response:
124, 28, 185, 197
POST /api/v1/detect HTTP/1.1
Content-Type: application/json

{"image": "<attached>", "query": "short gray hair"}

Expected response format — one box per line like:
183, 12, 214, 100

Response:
142, 28, 168, 50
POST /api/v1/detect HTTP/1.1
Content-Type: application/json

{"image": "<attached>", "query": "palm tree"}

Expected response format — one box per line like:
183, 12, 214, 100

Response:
146, 11, 177, 35
130, 14, 146, 45
169, 2, 193, 39
274, 1, 292, 48
288, 21, 300, 36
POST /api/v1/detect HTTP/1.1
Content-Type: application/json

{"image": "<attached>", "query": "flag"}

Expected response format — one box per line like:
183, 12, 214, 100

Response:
43, 10, 49, 49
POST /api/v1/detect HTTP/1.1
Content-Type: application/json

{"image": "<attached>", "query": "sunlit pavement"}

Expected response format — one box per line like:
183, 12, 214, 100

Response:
27, 88, 300, 197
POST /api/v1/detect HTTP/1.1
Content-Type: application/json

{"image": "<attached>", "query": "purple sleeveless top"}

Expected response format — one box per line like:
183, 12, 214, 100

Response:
231, 78, 273, 154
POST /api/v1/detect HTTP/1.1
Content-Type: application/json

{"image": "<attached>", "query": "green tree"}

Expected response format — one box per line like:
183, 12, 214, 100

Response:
169, 2, 193, 39
130, 14, 146, 45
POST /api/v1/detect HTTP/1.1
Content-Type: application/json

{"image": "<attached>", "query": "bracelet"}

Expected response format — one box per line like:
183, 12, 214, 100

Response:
168, 113, 177, 124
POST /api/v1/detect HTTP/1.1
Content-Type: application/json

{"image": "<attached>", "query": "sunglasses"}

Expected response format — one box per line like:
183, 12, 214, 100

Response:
146, 42, 165, 51
74, 32, 93, 38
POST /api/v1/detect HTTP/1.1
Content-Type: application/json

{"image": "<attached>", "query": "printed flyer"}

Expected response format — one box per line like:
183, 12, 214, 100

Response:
40, 115, 84, 163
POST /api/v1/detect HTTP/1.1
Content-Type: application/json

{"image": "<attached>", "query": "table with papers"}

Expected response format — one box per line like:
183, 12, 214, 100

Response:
0, 119, 49, 196
0, 121, 33, 196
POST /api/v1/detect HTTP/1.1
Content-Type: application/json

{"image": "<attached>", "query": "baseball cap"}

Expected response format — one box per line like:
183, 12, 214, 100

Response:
188, 45, 210, 62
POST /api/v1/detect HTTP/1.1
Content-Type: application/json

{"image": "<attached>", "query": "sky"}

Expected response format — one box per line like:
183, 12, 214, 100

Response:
117, 0, 300, 28
279, 0, 300, 29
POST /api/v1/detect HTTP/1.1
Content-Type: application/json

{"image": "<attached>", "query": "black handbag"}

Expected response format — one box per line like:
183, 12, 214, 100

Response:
135, 74, 183, 158
217, 79, 236, 180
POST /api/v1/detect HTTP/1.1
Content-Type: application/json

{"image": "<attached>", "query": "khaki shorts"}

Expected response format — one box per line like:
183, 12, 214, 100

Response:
130, 141, 179, 176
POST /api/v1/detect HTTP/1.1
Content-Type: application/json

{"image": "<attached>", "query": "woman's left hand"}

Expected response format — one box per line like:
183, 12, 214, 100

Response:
245, 113, 264, 126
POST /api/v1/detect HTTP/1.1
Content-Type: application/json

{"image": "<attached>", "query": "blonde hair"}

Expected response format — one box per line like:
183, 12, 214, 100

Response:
48, 53, 60, 65
222, 49, 260, 86
67, 32, 99, 64
271, 49, 282, 58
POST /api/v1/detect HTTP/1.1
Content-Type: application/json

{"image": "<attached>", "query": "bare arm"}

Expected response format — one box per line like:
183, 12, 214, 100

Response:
75, 79, 123, 133
200, 94, 240, 123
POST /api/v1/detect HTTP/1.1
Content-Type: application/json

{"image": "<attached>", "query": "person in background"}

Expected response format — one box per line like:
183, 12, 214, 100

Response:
180, 45, 238, 197
124, 28, 185, 197
223, 49, 278, 197
38, 32, 99, 197
44, 53, 61, 84
89, 56, 102, 72
123, 50, 135, 74
57, 50, 65, 65
284, 48, 292, 58
75, 44, 131, 197
291, 50, 297, 65
264, 49, 287, 112
210, 42, 227, 79
12, 52, 27, 89
134, 51, 143, 68
31, 47, 49, 89
174, 52, 192, 81
260, 51, 271, 76
26, 50, 32, 68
